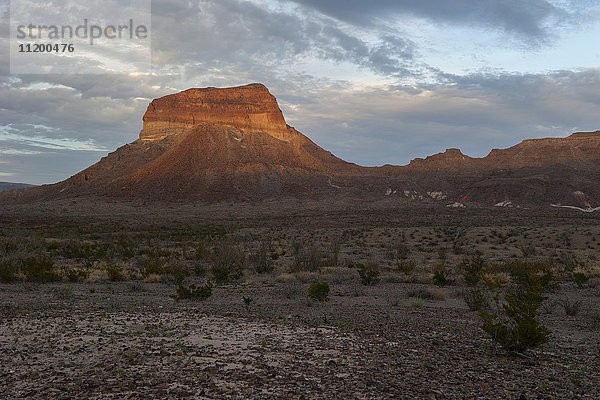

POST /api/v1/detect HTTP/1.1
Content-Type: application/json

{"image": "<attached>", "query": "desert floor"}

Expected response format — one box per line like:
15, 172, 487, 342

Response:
1, 198, 599, 399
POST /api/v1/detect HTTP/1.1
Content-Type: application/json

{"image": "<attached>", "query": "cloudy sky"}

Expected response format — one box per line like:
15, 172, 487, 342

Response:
2, 0, 600, 184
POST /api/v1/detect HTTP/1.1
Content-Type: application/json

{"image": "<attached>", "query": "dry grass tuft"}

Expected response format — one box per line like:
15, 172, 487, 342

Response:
143, 273, 163, 283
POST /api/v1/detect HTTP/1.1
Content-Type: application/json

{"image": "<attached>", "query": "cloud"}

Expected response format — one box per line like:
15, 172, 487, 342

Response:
1, 0, 599, 185
288, 0, 574, 43
0, 125, 109, 152
0, 85, 149, 145
281, 68, 600, 166
150, 0, 418, 78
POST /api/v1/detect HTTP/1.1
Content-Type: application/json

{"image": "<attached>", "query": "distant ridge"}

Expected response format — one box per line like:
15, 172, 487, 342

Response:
2, 83, 600, 209
0, 182, 35, 193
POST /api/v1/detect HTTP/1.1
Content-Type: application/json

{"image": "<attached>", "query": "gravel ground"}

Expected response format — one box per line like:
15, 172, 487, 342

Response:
1, 281, 598, 399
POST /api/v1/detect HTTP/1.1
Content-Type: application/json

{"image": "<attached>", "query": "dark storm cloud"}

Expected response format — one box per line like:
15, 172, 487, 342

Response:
289, 0, 570, 42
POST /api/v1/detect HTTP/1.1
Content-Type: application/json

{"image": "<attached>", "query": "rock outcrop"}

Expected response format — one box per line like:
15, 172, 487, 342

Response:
408, 148, 476, 171
139, 83, 291, 142
482, 131, 600, 169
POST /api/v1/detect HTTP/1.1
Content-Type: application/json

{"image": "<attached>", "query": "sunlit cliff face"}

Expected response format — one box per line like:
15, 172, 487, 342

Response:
139, 83, 291, 142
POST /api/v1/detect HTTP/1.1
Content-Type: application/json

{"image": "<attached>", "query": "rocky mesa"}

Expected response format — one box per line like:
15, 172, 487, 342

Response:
1, 84, 358, 202
2, 83, 600, 209
139, 83, 291, 142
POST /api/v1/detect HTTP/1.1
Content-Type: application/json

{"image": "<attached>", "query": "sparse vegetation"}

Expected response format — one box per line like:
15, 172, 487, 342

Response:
433, 265, 454, 286
395, 259, 416, 274
243, 295, 253, 311
462, 252, 485, 286
591, 313, 600, 330
557, 296, 581, 316
48, 285, 74, 299
479, 271, 551, 353
172, 282, 213, 301
463, 286, 488, 311
251, 240, 274, 274
410, 298, 424, 307
0, 259, 18, 282
105, 261, 125, 281
65, 267, 89, 282
407, 287, 446, 301
209, 241, 244, 283
308, 281, 330, 302
357, 263, 380, 285
23, 255, 60, 282
1, 207, 599, 397
292, 243, 324, 272
572, 272, 589, 288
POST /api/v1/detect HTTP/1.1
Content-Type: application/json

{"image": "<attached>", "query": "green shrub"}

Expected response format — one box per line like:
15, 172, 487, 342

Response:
479, 271, 550, 353
209, 241, 244, 283
591, 312, 600, 330
0, 260, 18, 283
292, 245, 323, 272
65, 268, 89, 282
172, 282, 212, 301
558, 296, 581, 316
433, 265, 454, 286
463, 286, 488, 311
105, 261, 124, 281
251, 240, 274, 274
357, 263, 380, 286
243, 295, 253, 311
572, 272, 589, 288
462, 253, 485, 286
308, 282, 330, 302
23, 255, 60, 282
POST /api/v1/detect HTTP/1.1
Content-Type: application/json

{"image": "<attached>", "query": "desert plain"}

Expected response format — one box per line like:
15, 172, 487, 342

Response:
1, 198, 599, 399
